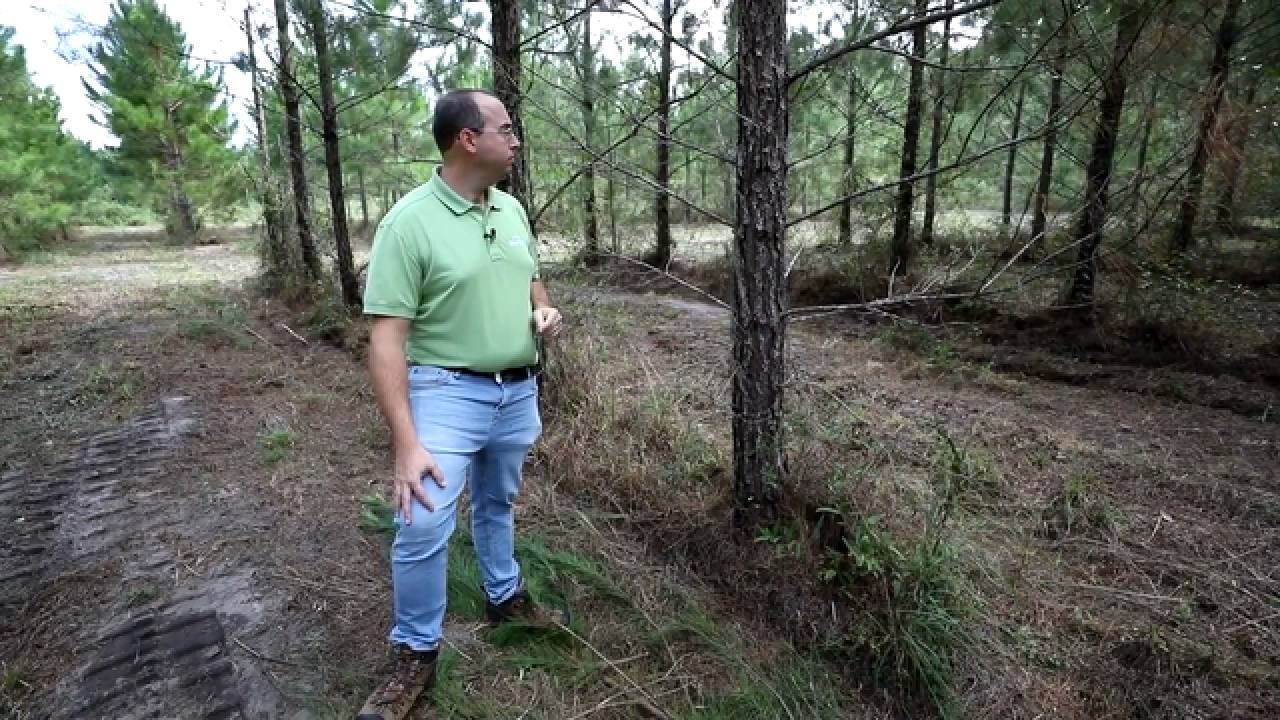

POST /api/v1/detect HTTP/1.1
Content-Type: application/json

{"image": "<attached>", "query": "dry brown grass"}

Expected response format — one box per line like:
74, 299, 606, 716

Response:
541, 262, 1280, 719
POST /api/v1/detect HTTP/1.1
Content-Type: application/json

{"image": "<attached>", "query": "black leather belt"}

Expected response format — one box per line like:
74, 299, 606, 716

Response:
445, 365, 537, 383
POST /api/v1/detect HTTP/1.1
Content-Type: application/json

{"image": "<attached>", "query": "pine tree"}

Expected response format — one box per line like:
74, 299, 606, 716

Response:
84, 0, 240, 242
0, 26, 94, 257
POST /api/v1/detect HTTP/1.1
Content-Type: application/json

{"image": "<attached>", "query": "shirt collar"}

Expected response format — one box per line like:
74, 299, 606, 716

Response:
428, 166, 499, 216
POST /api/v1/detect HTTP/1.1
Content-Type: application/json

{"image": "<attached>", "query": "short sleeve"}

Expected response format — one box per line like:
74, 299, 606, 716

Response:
517, 203, 540, 280
362, 224, 424, 318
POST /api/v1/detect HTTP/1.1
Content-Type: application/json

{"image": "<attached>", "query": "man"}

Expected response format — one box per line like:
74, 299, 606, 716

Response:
357, 88, 563, 720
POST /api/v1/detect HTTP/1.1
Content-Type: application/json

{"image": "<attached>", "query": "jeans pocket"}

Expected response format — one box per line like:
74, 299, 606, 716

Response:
408, 365, 460, 392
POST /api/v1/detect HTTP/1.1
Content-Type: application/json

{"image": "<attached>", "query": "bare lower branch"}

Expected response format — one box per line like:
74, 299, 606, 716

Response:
589, 250, 731, 309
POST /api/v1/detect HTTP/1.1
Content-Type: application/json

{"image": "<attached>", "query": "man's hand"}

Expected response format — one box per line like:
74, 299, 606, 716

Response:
394, 443, 446, 525
533, 306, 563, 339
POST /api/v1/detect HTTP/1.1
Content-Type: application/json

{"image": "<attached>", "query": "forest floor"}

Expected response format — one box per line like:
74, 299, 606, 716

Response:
1, 229, 1277, 719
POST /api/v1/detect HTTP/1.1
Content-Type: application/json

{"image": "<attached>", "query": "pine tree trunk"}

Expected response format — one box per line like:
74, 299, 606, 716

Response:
684, 147, 693, 224
732, 0, 788, 531
1132, 84, 1158, 201
838, 68, 857, 246
358, 168, 369, 229
164, 139, 199, 242
580, 9, 599, 263
1001, 81, 1027, 237
1065, 12, 1144, 308
700, 159, 707, 219
274, 0, 320, 280
244, 6, 288, 283
921, 1, 952, 248
1029, 17, 1072, 260
800, 124, 811, 215
889, 0, 928, 276
1170, 0, 1241, 255
307, 1, 359, 308
608, 167, 619, 253
491, 0, 531, 213
653, 0, 674, 266
1215, 69, 1261, 233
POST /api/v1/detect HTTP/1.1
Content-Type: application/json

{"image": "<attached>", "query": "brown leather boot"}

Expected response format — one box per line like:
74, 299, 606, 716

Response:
484, 579, 569, 628
356, 645, 438, 720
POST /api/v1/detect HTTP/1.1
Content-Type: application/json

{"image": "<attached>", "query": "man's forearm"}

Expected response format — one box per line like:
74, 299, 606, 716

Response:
531, 280, 552, 310
369, 337, 418, 453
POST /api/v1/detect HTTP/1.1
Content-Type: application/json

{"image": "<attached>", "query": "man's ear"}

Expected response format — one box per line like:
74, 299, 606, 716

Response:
458, 129, 478, 154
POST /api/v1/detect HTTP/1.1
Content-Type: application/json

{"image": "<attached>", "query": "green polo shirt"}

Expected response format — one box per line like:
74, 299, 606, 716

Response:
363, 168, 540, 372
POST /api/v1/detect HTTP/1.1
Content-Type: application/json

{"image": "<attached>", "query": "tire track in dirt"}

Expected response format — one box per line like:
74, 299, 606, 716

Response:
1, 398, 258, 719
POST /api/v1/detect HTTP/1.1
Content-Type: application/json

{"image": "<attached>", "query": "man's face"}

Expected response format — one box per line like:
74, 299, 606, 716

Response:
462, 94, 520, 180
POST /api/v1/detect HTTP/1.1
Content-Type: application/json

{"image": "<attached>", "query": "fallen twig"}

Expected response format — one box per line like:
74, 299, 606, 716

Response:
232, 636, 310, 669
279, 323, 308, 344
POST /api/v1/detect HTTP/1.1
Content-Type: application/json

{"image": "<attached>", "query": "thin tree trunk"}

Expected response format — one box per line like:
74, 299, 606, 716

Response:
921, 0, 952, 248
838, 67, 857, 245
1132, 84, 1158, 200
358, 168, 369, 229
732, 0, 787, 530
491, 0, 532, 212
684, 147, 693, 224
245, 5, 288, 282
1170, 0, 1241, 255
700, 159, 707, 219
653, 0, 674, 266
608, 167, 619, 253
581, 14, 599, 262
1065, 11, 1144, 308
1001, 80, 1027, 236
391, 131, 402, 202
800, 124, 811, 215
1029, 15, 1072, 260
1215, 68, 1261, 233
306, 1, 359, 307
889, 0, 928, 276
274, 0, 320, 279
580, 9, 599, 263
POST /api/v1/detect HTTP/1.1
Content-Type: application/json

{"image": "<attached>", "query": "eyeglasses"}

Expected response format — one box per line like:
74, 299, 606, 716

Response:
468, 126, 518, 141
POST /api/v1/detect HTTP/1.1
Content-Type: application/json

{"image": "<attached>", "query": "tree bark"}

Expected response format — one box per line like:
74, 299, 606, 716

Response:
1170, 0, 1241, 255
490, 0, 531, 213
921, 1, 952, 248
1214, 68, 1261, 233
245, 6, 288, 283
1029, 16, 1071, 260
889, 0, 928, 276
608, 166, 619, 253
1065, 11, 1144, 308
732, 0, 788, 531
1132, 84, 1158, 201
653, 0, 674, 266
163, 137, 199, 242
1001, 80, 1026, 236
580, 8, 600, 263
274, 0, 320, 279
306, 1, 359, 308
358, 168, 369, 229
837, 67, 857, 245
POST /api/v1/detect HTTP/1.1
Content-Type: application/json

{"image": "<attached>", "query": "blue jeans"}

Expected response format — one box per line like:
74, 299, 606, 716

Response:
389, 365, 541, 651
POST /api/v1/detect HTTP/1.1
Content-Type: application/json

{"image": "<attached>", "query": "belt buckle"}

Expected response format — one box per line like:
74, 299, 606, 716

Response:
494, 371, 503, 384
